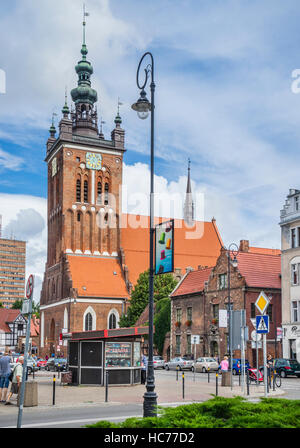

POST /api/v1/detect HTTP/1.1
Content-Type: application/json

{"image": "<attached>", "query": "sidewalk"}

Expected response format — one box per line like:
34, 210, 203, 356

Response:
0, 371, 285, 413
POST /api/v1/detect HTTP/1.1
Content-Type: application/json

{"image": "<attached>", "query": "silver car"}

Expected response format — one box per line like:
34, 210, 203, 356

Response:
165, 357, 194, 371
193, 357, 219, 373
153, 356, 165, 369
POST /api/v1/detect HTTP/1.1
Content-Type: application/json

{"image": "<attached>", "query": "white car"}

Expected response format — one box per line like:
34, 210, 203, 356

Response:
153, 356, 165, 369
165, 357, 194, 371
192, 357, 219, 373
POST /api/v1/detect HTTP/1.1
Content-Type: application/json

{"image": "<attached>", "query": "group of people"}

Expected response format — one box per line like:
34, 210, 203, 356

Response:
0, 352, 24, 405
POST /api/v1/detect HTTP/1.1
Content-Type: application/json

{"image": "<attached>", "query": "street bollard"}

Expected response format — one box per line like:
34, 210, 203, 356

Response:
105, 370, 109, 403
246, 369, 250, 396
208, 367, 210, 383
239, 370, 241, 386
216, 372, 218, 396
57, 364, 60, 379
267, 369, 270, 394
182, 372, 185, 399
53, 374, 56, 405
176, 366, 179, 381
33, 367, 35, 380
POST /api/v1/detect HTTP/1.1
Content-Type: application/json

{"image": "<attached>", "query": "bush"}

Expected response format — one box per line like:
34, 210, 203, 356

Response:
86, 397, 300, 428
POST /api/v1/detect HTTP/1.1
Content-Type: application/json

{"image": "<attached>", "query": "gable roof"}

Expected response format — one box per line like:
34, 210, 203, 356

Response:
121, 214, 223, 287
170, 267, 213, 298
237, 252, 281, 289
0, 309, 21, 333
67, 255, 129, 299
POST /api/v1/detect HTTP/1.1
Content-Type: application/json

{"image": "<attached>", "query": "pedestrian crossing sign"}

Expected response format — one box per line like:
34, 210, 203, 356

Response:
256, 315, 269, 334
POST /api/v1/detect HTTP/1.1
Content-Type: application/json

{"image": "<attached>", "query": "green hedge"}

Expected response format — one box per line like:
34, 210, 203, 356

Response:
86, 396, 300, 428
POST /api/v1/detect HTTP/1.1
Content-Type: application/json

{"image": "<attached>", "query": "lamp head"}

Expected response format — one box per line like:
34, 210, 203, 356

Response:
131, 89, 151, 119
231, 256, 238, 269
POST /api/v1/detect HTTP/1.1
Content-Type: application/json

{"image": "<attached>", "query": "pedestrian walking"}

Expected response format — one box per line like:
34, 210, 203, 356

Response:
141, 354, 148, 385
5, 356, 24, 405
266, 354, 274, 387
0, 351, 12, 403
220, 356, 229, 372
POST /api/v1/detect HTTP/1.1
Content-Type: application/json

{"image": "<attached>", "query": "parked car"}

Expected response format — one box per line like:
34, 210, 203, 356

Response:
153, 356, 165, 369
9, 356, 38, 375
232, 358, 250, 375
37, 359, 47, 370
165, 357, 194, 371
192, 357, 219, 373
46, 357, 67, 372
260, 358, 300, 378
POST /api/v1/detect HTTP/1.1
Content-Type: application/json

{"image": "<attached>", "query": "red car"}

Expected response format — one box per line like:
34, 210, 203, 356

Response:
37, 359, 47, 370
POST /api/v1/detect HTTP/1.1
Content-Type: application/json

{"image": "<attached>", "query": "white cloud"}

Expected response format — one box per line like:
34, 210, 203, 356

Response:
0, 148, 24, 171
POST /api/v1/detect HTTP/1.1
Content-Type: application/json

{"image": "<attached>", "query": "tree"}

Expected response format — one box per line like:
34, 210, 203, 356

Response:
12, 299, 23, 310
154, 297, 171, 355
0, 302, 3, 308
119, 270, 178, 328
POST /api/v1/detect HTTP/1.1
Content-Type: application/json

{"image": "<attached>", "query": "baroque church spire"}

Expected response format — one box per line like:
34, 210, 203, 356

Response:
184, 159, 195, 226
70, 7, 98, 136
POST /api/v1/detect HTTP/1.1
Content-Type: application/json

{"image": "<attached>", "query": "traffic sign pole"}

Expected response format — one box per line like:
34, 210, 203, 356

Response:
17, 275, 34, 429
263, 333, 267, 397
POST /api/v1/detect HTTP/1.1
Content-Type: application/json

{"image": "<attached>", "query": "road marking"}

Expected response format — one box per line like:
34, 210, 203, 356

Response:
2, 415, 140, 428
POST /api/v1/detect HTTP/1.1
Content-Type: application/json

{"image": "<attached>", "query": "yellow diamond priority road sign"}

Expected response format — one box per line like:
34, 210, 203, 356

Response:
255, 291, 270, 315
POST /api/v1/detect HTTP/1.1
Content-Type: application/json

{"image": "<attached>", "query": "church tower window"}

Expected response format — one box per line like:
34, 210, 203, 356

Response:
85, 312, 93, 331
76, 178, 81, 202
104, 183, 109, 205
84, 180, 89, 203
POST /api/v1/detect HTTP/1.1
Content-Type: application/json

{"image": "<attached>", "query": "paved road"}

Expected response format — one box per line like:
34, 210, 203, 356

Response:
1, 369, 299, 428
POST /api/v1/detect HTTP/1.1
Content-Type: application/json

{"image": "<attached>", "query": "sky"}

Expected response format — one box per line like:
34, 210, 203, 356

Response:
1, 0, 300, 301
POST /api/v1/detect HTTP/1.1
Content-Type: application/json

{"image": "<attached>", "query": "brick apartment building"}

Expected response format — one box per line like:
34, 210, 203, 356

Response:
0, 237, 26, 308
170, 240, 282, 366
39, 27, 224, 357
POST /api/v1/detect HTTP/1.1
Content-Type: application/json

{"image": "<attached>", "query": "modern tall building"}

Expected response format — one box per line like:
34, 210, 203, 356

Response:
39, 19, 224, 357
0, 237, 26, 308
280, 189, 300, 361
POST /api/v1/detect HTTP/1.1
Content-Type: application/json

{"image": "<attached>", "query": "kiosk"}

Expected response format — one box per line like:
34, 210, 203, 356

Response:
67, 326, 149, 386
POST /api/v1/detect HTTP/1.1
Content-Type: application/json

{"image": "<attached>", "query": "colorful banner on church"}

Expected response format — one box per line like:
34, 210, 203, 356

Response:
155, 220, 174, 275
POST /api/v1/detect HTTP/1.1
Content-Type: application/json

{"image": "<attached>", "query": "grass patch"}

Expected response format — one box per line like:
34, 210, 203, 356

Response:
86, 397, 300, 428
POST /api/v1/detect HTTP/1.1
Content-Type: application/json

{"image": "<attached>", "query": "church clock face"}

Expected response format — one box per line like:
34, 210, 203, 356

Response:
86, 152, 102, 170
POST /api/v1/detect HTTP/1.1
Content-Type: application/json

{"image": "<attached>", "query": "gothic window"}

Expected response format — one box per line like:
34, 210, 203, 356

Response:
84, 180, 89, 203
76, 179, 81, 202
97, 182, 102, 204
77, 212, 81, 222
85, 313, 93, 331
109, 313, 117, 329
104, 183, 109, 205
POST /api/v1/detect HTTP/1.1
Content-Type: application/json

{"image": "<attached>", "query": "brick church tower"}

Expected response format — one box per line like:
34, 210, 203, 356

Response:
39, 20, 129, 356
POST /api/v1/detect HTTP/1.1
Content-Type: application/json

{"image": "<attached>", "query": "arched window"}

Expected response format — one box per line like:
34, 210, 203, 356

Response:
85, 313, 93, 331
109, 313, 117, 329
97, 182, 102, 204
84, 180, 89, 203
76, 179, 81, 202
77, 212, 81, 222
104, 183, 109, 205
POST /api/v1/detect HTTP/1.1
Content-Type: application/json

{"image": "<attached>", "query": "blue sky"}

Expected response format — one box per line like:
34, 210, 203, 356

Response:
1, 0, 300, 298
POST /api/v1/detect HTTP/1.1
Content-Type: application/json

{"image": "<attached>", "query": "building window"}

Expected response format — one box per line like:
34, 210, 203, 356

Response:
77, 212, 81, 222
219, 273, 227, 290
85, 313, 93, 331
292, 301, 300, 322
17, 324, 23, 331
291, 228, 296, 248
84, 180, 89, 203
187, 307, 192, 322
292, 264, 299, 285
186, 334, 191, 355
109, 313, 117, 329
104, 183, 109, 205
176, 308, 182, 323
267, 304, 273, 322
97, 182, 102, 204
295, 196, 299, 211
76, 179, 81, 202
176, 335, 181, 354
251, 303, 256, 318
212, 304, 219, 319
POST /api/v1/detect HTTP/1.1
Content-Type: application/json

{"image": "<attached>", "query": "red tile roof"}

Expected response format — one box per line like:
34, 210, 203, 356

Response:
0, 309, 21, 333
30, 316, 39, 337
236, 252, 281, 289
171, 267, 212, 297
67, 255, 129, 298
249, 247, 281, 256
121, 214, 223, 287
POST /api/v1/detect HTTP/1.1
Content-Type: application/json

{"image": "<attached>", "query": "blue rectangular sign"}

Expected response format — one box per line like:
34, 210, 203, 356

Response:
256, 315, 269, 334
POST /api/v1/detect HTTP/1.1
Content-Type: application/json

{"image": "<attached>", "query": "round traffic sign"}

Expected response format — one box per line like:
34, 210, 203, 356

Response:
251, 330, 261, 342
26, 275, 34, 299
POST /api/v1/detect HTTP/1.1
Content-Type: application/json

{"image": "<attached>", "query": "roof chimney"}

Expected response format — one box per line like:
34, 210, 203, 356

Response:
239, 240, 249, 252
186, 266, 194, 274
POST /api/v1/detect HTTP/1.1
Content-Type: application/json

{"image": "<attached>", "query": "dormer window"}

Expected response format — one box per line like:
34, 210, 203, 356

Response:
295, 196, 299, 211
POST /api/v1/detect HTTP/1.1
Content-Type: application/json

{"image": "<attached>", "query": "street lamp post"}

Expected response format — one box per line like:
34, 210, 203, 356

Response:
226, 243, 239, 390
132, 52, 157, 418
